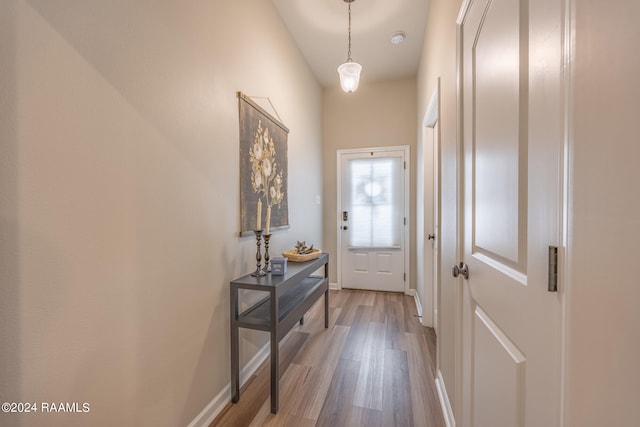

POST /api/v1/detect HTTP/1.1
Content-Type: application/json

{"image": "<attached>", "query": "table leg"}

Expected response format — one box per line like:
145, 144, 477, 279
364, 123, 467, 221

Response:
270, 288, 279, 414
324, 261, 329, 328
270, 328, 279, 413
230, 287, 240, 403
324, 289, 329, 328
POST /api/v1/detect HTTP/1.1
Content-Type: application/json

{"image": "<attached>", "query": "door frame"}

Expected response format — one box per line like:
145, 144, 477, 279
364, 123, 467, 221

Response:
421, 81, 441, 330
336, 145, 411, 294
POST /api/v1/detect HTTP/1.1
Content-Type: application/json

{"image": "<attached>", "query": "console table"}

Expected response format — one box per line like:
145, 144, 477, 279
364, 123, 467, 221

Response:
229, 253, 329, 414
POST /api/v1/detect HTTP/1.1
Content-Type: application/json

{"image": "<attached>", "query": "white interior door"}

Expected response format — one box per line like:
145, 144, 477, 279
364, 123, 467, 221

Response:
338, 147, 408, 292
422, 115, 440, 330
459, 0, 563, 426
417, 137, 426, 311
429, 121, 439, 332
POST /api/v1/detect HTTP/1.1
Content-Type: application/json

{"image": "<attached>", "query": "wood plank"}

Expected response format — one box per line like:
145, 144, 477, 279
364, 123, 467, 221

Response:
346, 405, 383, 427
384, 298, 406, 351
290, 325, 350, 420
249, 363, 312, 427
382, 348, 414, 427
406, 332, 446, 427
369, 292, 388, 323
339, 304, 373, 361
335, 290, 368, 325
277, 331, 309, 376
328, 288, 349, 310
353, 321, 386, 410
316, 358, 361, 426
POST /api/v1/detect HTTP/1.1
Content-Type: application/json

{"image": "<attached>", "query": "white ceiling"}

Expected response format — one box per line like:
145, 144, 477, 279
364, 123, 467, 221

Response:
272, 0, 430, 89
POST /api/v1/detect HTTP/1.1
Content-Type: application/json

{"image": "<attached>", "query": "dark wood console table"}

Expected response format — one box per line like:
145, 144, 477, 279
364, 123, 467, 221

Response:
229, 253, 329, 414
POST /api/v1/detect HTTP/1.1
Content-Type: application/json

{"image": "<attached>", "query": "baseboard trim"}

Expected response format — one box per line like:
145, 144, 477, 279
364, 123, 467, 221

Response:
329, 282, 340, 290
436, 370, 456, 427
412, 289, 423, 319
187, 342, 270, 427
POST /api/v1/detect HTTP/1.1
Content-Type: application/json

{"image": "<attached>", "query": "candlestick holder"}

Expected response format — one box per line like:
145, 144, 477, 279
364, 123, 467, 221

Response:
263, 233, 272, 272
251, 230, 266, 277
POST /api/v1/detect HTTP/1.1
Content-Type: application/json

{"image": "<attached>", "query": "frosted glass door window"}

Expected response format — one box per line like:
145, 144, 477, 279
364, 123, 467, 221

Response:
349, 157, 402, 247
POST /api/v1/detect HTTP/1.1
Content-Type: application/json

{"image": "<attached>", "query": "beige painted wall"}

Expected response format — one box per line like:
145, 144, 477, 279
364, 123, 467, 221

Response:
0, 1, 322, 426
322, 78, 417, 289
416, 0, 463, 418
566, 1, 640, 425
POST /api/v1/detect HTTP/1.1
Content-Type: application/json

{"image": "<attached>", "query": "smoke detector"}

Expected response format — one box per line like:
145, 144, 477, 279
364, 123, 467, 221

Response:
390, 31, 406, 45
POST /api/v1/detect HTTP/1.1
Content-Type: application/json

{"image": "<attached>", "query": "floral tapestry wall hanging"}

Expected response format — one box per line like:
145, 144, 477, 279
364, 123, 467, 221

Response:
238, 92, 289, 236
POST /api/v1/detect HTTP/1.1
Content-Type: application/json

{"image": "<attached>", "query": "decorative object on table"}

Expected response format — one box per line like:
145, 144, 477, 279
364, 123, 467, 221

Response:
282, 241, 321, 262
251, 230, 266, 277
238, 92, 289, 237
263, 233, 272, 272
294, 241, 315, 254
270, 257, 287, 276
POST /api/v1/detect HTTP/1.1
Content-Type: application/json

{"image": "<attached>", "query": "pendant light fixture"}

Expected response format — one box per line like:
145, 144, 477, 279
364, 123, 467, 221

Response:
337, 0, 362, 93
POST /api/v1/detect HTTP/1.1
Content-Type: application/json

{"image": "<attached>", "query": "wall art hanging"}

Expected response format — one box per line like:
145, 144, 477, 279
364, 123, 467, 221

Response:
238, 92, 289, 236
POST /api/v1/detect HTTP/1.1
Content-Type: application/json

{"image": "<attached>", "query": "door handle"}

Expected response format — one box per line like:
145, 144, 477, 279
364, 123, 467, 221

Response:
451, 262, 469, 279
342, 226, 348, 231
427, 233, 435, 240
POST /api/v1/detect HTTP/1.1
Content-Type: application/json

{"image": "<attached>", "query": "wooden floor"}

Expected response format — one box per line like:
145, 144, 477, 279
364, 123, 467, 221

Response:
212, 289, 445, 427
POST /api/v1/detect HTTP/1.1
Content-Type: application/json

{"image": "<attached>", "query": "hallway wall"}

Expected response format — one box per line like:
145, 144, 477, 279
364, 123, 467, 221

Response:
0, 1, 323, 426
416, 0, 463, 419
322, 78, 418, 290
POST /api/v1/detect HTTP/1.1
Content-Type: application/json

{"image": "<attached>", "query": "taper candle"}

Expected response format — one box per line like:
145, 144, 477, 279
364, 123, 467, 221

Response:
256, 199, 262, 230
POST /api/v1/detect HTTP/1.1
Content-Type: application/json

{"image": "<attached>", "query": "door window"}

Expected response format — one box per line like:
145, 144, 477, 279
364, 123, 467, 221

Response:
348, 157, 402, 248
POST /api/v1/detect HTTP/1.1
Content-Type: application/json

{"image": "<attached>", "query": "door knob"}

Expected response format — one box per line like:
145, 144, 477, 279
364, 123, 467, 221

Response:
451, 262, 469, 279
342, 225, 348, 230
427, 234, 435, 240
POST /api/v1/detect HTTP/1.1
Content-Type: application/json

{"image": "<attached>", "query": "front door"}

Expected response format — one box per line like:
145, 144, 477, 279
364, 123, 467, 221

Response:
338, 147, 408, 292
459, 0, 563, 426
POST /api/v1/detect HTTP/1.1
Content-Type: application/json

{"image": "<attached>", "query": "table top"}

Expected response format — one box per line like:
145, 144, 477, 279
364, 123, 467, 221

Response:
230, 253, 328, 288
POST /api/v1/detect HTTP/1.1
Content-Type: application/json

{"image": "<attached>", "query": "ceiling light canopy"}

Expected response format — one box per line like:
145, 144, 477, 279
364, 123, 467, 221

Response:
337, 0, 362, 93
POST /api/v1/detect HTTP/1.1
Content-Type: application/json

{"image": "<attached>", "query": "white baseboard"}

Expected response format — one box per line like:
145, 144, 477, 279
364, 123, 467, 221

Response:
412, 289, 423, 319
329, 282, 340, 290
187, 342, 270, 427
407, 289, 427, 326
436, 370, 456, 427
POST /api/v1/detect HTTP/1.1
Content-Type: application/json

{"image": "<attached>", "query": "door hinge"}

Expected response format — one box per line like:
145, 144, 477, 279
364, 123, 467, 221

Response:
403, 273, 406, 282
404, 161, 406, 170
403, 217, 407, 226
548, 246, 558, 292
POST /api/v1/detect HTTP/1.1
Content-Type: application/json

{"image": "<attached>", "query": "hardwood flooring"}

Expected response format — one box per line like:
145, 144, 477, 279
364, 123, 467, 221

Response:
212, 289, 444, 427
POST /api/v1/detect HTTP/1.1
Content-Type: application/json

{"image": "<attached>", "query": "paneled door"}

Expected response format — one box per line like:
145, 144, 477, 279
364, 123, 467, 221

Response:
338, 147, 408, 292
458, 0, 563, 426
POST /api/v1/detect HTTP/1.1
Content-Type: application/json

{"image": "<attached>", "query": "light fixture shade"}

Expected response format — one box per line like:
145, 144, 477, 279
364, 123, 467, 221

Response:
337, 61, 362, 93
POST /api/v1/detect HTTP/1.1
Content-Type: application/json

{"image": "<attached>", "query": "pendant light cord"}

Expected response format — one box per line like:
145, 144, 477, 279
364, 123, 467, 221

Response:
347, 1, 353, 62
